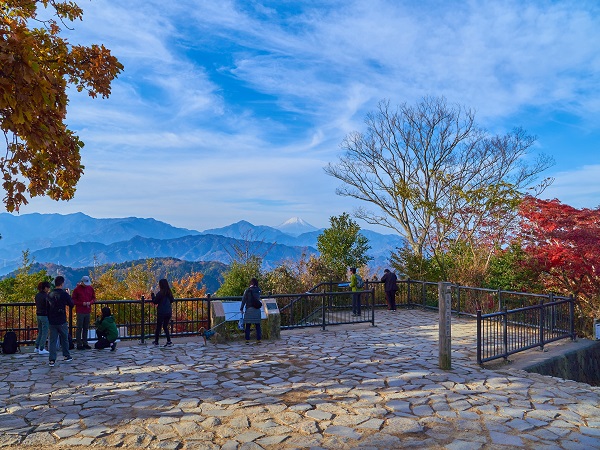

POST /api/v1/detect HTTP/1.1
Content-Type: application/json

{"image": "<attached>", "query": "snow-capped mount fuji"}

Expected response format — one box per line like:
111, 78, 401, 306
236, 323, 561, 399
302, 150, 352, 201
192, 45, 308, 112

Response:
276, 217, 319, 236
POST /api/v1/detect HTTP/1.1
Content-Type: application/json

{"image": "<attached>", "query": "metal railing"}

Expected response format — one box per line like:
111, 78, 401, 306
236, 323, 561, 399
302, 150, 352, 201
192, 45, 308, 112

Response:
276, 289, 375, 329
0, 297, 210, 346
212, 288, 376, 330
0, 279, 575, 366
476, 294, 576, 364
0, 287, 377, 345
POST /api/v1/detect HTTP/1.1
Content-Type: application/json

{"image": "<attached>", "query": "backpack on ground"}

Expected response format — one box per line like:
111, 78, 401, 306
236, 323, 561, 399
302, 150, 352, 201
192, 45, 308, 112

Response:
1, 330, 19, 354
356, 274, 364, 289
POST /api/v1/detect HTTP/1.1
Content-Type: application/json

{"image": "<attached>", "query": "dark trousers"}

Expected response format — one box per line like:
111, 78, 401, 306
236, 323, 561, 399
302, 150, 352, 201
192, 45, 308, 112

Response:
76, 313, 90, 346
95, 331, 116, 349
154, 313, 172, 343
385, 290, 397, 310
352, 292, 361, 315
245, 323, 262, 341
48, 322, 70, 361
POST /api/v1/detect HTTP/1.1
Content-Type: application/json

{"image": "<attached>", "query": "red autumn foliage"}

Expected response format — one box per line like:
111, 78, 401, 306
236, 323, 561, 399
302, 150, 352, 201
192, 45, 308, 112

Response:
518, 196, 600, 323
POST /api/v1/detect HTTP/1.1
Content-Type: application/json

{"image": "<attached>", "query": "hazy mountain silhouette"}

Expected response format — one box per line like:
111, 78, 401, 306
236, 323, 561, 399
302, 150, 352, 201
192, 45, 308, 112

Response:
28, 234, 318, 272
0, 213, 405, 276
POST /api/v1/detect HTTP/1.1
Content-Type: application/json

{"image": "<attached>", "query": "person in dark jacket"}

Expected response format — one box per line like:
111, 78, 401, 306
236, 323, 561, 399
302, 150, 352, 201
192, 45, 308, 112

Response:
240, 278, 262, 343
151, 278, 174, 347
47, 276, 74, 366
349, 267, 361, 316
95, 307, 119, 351
72, 275, 96, 350
381, 269, 398, 310
34, 281, 51, 355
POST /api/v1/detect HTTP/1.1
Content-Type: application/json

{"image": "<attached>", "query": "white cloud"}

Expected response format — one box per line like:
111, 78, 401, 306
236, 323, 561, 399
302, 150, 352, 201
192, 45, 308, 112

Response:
13, 0, 600, 233
543, 165, 600, 209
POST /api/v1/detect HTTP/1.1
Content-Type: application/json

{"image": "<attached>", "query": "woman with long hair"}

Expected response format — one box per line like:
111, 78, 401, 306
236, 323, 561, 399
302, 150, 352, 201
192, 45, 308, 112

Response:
240, 277, 262, 344
151, 278, 174, 347
34, 281, 52, 355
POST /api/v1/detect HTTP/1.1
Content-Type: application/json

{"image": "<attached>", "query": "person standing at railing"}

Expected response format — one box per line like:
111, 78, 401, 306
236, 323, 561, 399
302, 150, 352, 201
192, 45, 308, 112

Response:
47, 276, 74, 367
34, 281, 51, 355
151, 278, 174, 347
381, 269, 398, 311
240, 278, 262, 344
72, 276, 96, 350
349, 267, 361, 316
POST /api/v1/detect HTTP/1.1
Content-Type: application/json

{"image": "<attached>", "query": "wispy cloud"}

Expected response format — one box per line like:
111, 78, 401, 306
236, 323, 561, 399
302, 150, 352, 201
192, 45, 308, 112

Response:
17, 0, 600, 231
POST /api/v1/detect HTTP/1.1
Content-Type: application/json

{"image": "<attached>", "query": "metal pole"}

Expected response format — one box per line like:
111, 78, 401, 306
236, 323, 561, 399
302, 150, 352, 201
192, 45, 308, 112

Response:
539, 297, 545, 351
371, 288, 375, 327
140, 295, 145, 344
207, 294, 212, 330
322, 294, 326, 331
438, 282, 452, 370
476, 309, 482, 365
569, 295, 576, 340
502, 307, 508, 361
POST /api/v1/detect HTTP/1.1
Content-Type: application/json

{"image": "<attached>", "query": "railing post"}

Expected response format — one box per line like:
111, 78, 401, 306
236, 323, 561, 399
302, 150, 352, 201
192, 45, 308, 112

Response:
207, 294, 212, 330
476, 309, 482, 365
140, 295, 146, 344
371, 288, 375, 327
502, 307, 508, 361
539, 296, 545, 351
549, 292, 555, 332
322, 294, 326, 331
422, 281, 426, 308
498, 290, 502, 311
68, 304, 73, 344
569, 294, 576, 340
407, 278, 411, 306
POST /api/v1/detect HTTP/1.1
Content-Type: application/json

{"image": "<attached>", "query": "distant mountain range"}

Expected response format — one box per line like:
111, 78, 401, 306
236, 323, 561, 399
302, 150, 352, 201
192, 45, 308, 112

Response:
0, 213, 405, 278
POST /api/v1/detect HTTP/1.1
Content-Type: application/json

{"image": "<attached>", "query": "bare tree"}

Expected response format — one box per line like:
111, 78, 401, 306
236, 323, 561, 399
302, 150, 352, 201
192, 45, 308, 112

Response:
325, 97, 553, 262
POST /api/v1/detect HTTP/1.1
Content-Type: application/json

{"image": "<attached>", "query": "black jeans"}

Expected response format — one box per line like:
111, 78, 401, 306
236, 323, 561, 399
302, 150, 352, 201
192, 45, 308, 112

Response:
245, 323, 262, 341
154, 313, 172, 343
385, 290, 397, 310
352, 292, 361, 315
95, 330, 116, 349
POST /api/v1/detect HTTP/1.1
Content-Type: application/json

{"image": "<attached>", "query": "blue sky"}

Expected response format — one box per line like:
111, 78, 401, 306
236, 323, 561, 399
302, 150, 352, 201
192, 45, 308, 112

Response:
16, 0, 600, 233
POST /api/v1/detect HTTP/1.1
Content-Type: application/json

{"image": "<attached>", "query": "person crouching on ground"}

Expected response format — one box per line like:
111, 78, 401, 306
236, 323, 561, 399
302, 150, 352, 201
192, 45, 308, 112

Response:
240, 277, 262, 344
95, 307, 119, 351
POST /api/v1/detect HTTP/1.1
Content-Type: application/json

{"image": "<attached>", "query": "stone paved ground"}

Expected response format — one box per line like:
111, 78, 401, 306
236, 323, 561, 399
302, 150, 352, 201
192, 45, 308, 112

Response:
1, 309, 600, 449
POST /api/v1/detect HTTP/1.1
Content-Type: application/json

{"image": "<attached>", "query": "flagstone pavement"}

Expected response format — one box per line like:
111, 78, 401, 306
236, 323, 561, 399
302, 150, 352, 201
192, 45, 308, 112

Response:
1, 309, 600, 449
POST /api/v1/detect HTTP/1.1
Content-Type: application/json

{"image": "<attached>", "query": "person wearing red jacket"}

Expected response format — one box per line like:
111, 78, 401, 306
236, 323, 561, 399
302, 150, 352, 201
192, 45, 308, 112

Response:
72, 276, 96, 350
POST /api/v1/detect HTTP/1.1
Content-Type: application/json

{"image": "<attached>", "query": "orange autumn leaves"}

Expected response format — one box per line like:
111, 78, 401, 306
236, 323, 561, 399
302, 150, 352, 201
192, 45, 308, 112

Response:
0, 1, 123, 211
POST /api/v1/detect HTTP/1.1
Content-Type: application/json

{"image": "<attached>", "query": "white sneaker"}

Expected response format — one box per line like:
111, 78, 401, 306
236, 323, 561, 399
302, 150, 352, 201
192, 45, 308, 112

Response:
34, 348, 39, 353
39, 349, 49, 355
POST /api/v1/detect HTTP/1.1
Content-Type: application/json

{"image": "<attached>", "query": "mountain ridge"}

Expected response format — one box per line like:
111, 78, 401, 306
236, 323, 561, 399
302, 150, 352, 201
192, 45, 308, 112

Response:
0, 213, 405, 275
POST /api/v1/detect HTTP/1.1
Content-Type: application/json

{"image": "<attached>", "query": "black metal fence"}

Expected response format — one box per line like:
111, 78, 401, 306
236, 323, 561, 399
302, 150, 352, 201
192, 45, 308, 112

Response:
356, 279, 549, 316
0, 297, 210, 346
0, 278, 575, 366
476, 294, 576, 364
272, 289, 375, 329
0, 288, 377, 345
